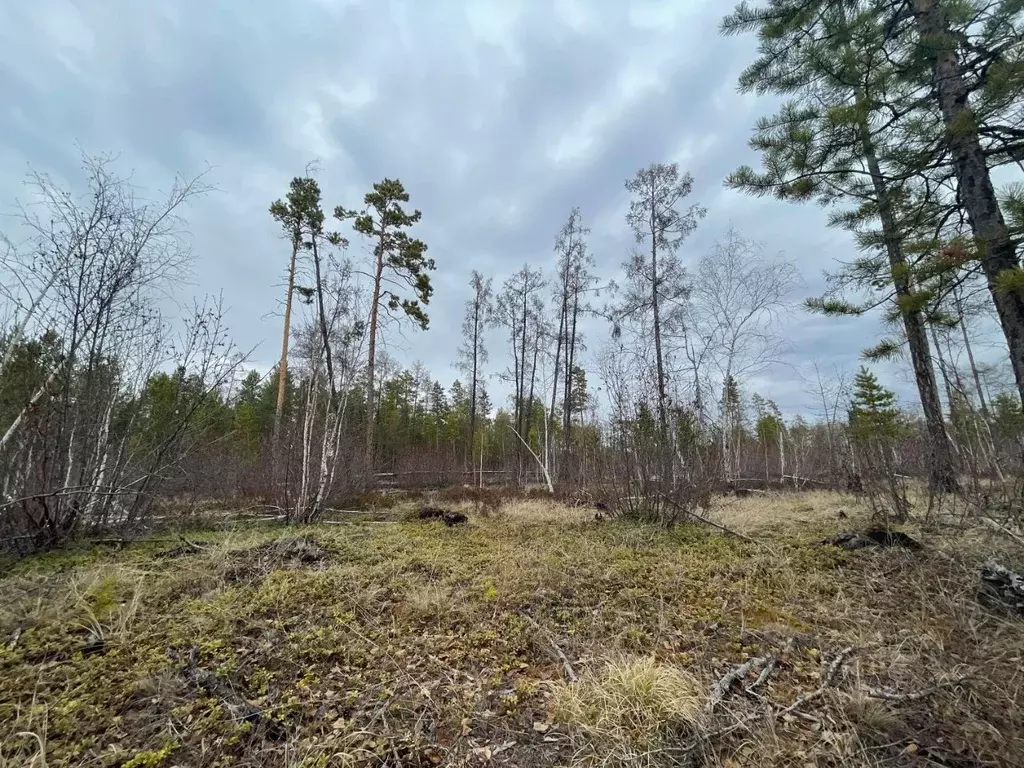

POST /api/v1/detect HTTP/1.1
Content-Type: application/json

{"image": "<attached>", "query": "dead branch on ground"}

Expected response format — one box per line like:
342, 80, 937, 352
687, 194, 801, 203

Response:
520, 612, 578, 682
864, 676, 970, 702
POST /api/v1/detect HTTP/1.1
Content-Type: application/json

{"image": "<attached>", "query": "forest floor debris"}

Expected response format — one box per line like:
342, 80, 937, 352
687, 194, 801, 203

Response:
1, 491, 1022, 767
821, 529, 923, 551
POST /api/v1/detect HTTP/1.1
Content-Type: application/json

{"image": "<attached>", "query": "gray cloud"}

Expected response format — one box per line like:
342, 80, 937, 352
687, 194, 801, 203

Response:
2, 0, 1007, 417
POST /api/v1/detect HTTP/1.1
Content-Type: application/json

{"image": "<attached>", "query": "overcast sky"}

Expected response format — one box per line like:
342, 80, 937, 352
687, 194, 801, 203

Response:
0, 0, 1013, 417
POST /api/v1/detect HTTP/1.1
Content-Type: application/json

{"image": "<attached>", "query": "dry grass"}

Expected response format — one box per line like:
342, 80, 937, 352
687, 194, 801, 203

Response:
552, 655, 702, 765
712, 489, 857, 534
0, 491, 1022, 767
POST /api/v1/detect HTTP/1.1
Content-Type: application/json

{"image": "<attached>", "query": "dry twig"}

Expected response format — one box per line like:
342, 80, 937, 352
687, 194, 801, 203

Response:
658, 493, 770, 550
521, 612, 578, 682
694, 645, 857, 749
745, 654, 779, 694
706, 655, 770, 714
979, 515, 1024, 549
865, 676, 969, 702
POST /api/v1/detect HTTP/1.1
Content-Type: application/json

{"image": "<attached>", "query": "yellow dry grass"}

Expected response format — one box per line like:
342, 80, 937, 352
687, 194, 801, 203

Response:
711, 490, 856, 533
552, 655, 702, 760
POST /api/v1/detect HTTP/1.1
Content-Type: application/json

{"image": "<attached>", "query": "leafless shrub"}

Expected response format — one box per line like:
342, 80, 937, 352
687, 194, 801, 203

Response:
0, 153, 247, 546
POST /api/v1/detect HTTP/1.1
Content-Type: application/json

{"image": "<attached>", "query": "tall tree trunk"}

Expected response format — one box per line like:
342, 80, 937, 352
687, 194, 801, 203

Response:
777, 426, 785, 482
859, 110, 957, 492
954, 300, 1003, 478
469, 303, 479, 475
518, 292, 529, 439
930, 324, 958, 414
549, 287, 566, 469
650, 221, 668, 438
911, 0, 1024, 405
274, 235, 300, 442
515, 291, 529, 477
955, 290, 990, 416
365, 245, 384, 470
311, 237, 336, 400
524, 329, 540, 467
563, 288, 581, 467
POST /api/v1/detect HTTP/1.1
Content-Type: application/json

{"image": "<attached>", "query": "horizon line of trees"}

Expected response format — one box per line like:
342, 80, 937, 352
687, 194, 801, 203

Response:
2, 0, 1023, 544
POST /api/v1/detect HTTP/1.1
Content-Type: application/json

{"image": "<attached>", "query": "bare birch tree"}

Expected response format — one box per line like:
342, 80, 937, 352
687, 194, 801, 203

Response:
494, 265, 546, 459
612, 163, 706, 440
686, 228, 800, 477
0, 152, 250, 544
458, 271, 493, 475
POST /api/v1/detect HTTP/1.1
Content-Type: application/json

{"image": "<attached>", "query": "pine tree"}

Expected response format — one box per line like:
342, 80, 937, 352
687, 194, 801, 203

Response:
848, 367, 905, 440
269, 177, 327, 441
892, 0, 1024, 403
613, 163, 705, 439
335, 179, 434, 469
722, 0, 959, 492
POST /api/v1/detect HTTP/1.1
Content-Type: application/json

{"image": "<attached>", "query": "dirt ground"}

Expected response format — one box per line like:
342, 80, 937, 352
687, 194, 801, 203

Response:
1, 491, 1022, 767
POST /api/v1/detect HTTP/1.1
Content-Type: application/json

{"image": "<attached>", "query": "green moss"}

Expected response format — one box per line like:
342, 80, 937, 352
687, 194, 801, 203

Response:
121, 741, 179, 768
2, 503, 1016, 767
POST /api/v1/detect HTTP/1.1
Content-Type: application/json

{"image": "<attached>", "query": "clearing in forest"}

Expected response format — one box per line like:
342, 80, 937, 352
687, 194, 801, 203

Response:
1, 492, 1021, 767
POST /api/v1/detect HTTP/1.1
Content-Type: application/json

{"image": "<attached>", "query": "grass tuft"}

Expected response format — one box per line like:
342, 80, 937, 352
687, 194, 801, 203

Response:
553, 655, 702, 759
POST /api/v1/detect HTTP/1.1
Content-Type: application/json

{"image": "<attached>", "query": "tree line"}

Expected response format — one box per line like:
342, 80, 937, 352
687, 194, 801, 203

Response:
1, 0, 1022, 545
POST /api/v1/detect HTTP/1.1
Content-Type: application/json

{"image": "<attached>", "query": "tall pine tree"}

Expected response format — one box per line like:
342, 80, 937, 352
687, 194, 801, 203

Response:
335, 179, 433, 469
722, 0, 959, 490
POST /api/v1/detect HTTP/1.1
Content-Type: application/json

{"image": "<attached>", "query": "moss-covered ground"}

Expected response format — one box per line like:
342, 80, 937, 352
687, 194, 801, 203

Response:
1, 493, 1021, 767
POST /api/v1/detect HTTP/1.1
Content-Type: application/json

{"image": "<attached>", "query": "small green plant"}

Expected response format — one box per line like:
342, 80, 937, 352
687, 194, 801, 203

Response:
481, 577, 498, 601
121, 741, 179, 768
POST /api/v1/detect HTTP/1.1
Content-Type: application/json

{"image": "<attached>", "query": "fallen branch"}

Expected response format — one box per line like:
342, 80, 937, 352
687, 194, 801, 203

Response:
153, 535, 211, 559
777, 645, 856, 716
184, 648, 285, 740
865, 676, 969, 702
695, 646, 856, 748
706, 655, 770, 714
319, 520, 399, 526
520, 612, 578, 682
658, 493, 770, 551
509, 426, 554, 494
746, 654, 779, 694
782, 475, 829, 487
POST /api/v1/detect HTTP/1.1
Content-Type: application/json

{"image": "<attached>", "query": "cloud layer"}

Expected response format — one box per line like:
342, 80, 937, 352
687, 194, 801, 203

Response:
3, 0, 1008, 416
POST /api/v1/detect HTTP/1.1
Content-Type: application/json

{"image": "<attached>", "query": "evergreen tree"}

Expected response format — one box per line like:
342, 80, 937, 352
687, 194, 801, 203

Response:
614, 163, 706, 438
722, 0, 959, 491
892, 0, 1024, 403
848, 367, 905, 440
269, 177, 320, 441
568, 365, 590, 419
335, 179, 434, 468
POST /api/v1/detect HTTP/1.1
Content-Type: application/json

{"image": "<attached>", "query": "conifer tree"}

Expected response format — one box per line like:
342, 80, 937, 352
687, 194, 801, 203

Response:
335, 179, 433, 469
722, 0, 959, 490
892, 0, 1024, 402
849, 366, 904, 441
613, 163, 705, 439
269, 177, 323, 440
